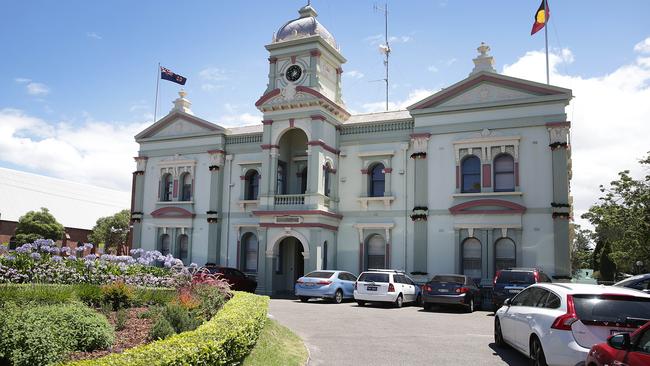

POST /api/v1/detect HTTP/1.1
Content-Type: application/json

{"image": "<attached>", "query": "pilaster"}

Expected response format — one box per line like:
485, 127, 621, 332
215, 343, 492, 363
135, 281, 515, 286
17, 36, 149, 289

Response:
130, 156, 148, 249
547, 122, 571, 277
410, 133, 430, 273
207, 150, 225, 263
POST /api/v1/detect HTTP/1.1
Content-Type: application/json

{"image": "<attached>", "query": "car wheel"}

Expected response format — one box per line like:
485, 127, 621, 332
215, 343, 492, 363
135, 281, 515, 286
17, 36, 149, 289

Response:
494, 318, 507, 348
466, 297, 475, 313
299, 296, 309, 303
334, 289, 343, 304
356, 300, 366, 307
529, 337, 548, 366
423, 303, 433, 312
394, 294, 403, 308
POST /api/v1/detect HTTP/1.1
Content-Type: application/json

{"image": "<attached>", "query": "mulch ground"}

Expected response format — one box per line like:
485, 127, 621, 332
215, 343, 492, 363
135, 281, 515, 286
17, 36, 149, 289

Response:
66, 307, 154, 362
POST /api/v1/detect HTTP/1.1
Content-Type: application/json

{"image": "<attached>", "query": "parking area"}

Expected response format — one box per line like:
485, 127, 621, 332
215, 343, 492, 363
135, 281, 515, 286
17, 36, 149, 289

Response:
269, 298, 529, 366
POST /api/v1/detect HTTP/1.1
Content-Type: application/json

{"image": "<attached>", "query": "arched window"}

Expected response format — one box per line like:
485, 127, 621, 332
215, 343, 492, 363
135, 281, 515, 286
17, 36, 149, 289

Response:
276, 162, 286, 195
366, 234, 386, 270
160, 234, 170, 256
161, 173, 173, 201
323, 163, 331, 197
180, 173, 192, 201
177, 234, 189, 262
495, 238, 516, 271
368, 163, 385, 197
461, 156, 481, 193
242, 233, 258, 272
300, 167, 308, 194
493, 154, 515, 192
462, 237, 482, 279
322, 241, 328, 270
245, 170, 259, 200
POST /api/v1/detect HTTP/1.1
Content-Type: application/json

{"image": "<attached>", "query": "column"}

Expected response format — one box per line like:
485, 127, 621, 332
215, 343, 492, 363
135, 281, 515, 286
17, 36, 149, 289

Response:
310, 50, 320, 87
207, 150, 224, 264
410, 133, 430, 274
267, 57, 278, 92
256, 227, 271, 295
269, 148, 279, 196
548, 122, 571, 277
130, 157, 148, 249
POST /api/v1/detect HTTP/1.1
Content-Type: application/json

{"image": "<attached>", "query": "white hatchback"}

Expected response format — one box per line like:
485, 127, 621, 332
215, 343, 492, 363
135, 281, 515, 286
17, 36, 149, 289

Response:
494, 283, 650, 366
353, 270, 418, 308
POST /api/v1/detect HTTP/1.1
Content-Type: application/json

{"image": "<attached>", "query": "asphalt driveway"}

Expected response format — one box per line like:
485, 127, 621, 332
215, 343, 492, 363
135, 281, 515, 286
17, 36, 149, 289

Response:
269, 298, 529, 366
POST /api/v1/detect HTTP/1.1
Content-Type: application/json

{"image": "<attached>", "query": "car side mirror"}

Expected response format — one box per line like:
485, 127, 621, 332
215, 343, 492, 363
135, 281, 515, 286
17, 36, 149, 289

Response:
503, 298, 511, 306
608, 333, 631, 350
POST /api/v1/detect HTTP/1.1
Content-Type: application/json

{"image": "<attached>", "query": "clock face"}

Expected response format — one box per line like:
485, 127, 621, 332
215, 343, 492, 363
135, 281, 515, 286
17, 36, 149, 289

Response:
286, 65, 302, 82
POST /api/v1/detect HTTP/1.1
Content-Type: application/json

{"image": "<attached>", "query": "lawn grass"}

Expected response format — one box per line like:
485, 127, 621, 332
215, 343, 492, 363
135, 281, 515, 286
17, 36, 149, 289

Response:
242, 318, 308, 366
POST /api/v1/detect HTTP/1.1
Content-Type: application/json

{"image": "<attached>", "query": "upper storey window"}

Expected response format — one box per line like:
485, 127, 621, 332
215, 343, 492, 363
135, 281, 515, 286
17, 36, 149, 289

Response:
245, 170, 260, 200
368, 163, 385, 197
161, 173, 173, 201
461, 156, 481, 193
180, 172, 193, 201
493, 154, 515, 192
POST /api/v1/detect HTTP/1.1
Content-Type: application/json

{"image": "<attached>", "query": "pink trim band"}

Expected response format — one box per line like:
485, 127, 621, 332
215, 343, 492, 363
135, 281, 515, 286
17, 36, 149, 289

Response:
252, 209, 343, 219
260, 223, 338, 231
307, 140, 340, 154
545, 121, 571, 128
449, 199, 526, 215
151, 207, 195, 218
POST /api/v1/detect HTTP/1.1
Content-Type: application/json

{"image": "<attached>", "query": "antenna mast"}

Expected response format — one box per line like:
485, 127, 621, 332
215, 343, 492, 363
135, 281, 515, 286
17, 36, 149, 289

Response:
374, 2, 390, 111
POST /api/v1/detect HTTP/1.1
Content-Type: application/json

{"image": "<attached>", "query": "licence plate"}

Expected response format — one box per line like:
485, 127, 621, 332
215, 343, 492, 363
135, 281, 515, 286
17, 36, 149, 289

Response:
438, 289, 449, 293
509, 289, 521, 294
367, 286, 378, 291
305, 283, 314, 287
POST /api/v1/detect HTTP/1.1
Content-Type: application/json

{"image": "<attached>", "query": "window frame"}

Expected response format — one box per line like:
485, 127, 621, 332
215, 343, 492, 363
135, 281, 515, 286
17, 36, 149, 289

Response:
494, 237, 516, 273
493, 153, 515, 192
179, 172, 192, 201
461, 237, 482, 280
161, 173, 173, 202
245, 170, 260, 200
368, 163, 385, 198
242, 232, 258, 272
460, 155, 481, 193
365, 234, 386, 270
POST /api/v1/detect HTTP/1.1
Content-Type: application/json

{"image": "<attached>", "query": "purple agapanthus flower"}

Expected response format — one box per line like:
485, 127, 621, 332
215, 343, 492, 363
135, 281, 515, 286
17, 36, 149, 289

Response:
30, 252, 41, 260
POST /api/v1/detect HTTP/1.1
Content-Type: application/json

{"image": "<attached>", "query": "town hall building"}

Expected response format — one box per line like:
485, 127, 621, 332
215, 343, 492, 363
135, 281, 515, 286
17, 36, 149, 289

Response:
129, 4, 573, 294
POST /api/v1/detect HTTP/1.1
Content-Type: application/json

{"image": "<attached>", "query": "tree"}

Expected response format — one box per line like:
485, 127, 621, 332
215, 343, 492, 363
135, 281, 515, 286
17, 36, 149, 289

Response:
582, 152, 650, 275
570, 223, 593, 274
14, 208, 65, 245
88, 209, 130, 252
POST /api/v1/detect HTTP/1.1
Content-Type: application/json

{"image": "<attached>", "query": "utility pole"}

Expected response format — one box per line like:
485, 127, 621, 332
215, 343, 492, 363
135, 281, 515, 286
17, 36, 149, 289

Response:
374, 3, 390, 111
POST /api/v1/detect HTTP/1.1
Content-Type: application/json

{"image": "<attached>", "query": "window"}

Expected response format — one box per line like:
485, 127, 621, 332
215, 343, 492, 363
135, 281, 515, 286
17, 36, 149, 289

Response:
160, 234, 170, 256
323, 163, 331, 197
242, 233, 258, 272
306, 271, 334, 278
635, 327, 650, 354
323, 241, 328, 270
368, 163, 385, 197
358, 273, 389, 283
495, 238, 516, 272
462, 238, 482, 279
245, 170, 259, 200
180, 173, 192, 201
276, 162, 286, 195
493, 154, 515, 192
511, 287, 532, 306
461, 156, 481, 193
177, 234, 189, 262
545, 292, 561, 309
522, 287, 549, 307
300, 167, 308, 194
161, 173, 173, 201
366, 234, 386, 270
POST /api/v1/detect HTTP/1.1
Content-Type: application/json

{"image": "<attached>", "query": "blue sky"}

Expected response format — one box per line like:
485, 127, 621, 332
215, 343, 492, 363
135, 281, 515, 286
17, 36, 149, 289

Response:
1, 0, 649, 227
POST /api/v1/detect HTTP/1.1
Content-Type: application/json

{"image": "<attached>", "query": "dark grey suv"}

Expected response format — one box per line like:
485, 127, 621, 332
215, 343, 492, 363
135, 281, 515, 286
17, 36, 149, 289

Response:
614, 273, 650, 294
492, 268, 552, 310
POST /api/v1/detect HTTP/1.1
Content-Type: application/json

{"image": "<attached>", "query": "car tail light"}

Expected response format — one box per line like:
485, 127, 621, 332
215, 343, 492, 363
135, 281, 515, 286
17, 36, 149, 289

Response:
296, 279, 304, 284
455, 287, 470, 294
388, 283, 395, 292
423, 285, 431, 292
317, 280, 332, 285
551, 295, 578, 331
534, 271, 540, 283
493, 271, 501, 286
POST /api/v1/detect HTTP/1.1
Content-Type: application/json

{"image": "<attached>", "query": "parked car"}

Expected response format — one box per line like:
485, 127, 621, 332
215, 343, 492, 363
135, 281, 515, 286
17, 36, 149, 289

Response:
295, 270, 357, 303
494, 283, 650, 366
586, 321, 650, 366
614, 273, 650, 294
199, 265, 257, 293
353, 269, 421, 308
421, 274, 481, 312
492, 267, 552, 309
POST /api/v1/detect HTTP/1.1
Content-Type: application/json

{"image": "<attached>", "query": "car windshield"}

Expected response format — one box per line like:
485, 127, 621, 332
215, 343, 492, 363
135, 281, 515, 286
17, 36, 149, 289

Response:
305, 271, 334, 279
496, 271, 535, 284
573, 295, 650, 326
615, 276, 647, 287
431, 275, 465, 284
358, 273, 389, 283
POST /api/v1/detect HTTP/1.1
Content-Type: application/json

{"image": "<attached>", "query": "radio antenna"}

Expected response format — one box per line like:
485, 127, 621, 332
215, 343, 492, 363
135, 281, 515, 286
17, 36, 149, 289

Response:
374, 2, 390, 111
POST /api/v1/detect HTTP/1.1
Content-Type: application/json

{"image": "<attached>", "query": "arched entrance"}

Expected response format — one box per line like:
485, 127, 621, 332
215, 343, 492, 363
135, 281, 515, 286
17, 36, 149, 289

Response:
271, 236, 307, 294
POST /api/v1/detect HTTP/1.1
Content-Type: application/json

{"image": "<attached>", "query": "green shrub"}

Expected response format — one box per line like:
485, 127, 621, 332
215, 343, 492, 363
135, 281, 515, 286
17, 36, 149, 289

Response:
149, 317, 176, 340
0, 302, 114, 366
137, 305, 161, 319
162, 303, 200, 334
75, 283, 103, 307
101, 281, 134, 310
0, 284, 77, 304
65, 291, 269, 366
116, 308, 128, 331
133, 287, 176, 306
193, 284, 228, 320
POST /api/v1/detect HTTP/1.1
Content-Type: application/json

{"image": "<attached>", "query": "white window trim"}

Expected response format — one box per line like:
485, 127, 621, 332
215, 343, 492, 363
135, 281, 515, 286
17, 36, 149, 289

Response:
358, 196, 395, 209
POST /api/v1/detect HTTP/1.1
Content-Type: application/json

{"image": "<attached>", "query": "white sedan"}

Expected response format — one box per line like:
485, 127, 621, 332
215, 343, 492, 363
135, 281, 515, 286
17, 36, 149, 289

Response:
494, 283, 650, 366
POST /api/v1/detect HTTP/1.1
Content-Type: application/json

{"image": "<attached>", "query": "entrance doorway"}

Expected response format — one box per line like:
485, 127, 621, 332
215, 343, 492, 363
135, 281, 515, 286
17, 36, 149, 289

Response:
272, 236, 305, 294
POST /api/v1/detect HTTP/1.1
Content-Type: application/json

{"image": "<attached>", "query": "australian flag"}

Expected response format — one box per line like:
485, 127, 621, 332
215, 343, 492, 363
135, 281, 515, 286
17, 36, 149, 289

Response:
160, 66, 187, 85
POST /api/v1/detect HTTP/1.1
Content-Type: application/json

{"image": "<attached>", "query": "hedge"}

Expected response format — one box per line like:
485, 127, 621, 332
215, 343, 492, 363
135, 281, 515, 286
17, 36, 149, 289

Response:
65, 291, 270, 366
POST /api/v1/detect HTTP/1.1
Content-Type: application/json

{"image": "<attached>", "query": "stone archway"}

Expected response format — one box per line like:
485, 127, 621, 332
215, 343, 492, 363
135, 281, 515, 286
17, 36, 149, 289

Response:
267, 230, 310, 294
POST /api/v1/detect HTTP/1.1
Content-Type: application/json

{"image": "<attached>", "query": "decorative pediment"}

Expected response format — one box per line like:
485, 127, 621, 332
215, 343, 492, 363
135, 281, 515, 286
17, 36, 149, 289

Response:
135, 111, 224, 140
151, 206, 195, 218
449, 199, 526, 215
408, 72, 571, 111
255, 86, 350, 120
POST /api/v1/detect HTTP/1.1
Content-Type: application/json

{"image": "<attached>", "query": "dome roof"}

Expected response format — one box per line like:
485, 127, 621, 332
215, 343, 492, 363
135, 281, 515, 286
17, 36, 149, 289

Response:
274, 5, 337, 49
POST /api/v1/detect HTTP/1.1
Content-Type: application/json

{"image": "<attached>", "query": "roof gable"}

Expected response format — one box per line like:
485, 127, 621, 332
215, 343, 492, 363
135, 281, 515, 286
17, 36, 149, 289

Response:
408, 72, 571, 111
135, 111, 224, 140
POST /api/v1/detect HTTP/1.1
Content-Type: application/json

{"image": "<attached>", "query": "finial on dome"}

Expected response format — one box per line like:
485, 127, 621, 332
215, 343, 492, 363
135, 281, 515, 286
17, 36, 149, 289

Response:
470, 42, 496, 75
298, 2, 318, 18
171, 89, 193, 115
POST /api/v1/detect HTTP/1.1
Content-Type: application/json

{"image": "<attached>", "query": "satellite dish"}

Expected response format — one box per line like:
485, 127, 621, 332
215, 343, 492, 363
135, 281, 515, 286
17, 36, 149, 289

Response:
378, 44, 391, 55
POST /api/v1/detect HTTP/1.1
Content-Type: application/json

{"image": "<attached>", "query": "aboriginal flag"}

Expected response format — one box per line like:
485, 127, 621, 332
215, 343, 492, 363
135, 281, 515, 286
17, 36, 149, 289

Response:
531, 0, 550, 35
160, 66, 187, 85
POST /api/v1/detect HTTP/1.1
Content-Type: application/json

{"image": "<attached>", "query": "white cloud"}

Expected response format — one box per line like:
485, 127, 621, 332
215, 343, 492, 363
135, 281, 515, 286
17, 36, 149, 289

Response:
86, 32, 102, 40
344, 70, 365, 79
360, 88, 433, 113
634, 37, 650, 54
446, 58, 457, 66
427, 65, 439, 73
213, 103, 261, 127
389, 35, 412, 44
0, 108, 147, 191
503, 40, 650, 228
15, 78, 50, 96
199, 67, 228, 92
365, 34, 413, 46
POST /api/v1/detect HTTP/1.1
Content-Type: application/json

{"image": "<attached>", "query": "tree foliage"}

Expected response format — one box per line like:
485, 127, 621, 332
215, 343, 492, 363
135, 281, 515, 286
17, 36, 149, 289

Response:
570, 223, 593, 274
14, 208, 65, 245
88, 209, 130, 251
582, 153, 650, 277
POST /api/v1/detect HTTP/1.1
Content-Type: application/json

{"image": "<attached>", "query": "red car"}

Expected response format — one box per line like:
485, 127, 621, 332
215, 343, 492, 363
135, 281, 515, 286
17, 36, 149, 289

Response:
587, 321, 650, 366
198, 265, 257, 293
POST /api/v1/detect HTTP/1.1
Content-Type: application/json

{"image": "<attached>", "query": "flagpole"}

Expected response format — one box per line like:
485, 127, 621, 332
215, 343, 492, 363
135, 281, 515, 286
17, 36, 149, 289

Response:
544, 0, 550, 85
153, 62, 161, 123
